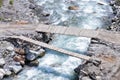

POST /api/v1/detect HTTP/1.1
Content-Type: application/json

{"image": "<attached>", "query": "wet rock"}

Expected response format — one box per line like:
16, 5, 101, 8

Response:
38, 49, 45, 57
29, 4, 36, 9
68, 6, 79, 10
26, 52, 37, 61
42, 33, 52, 43
97, 2, 105, 5
13, 55, 25, 65
82, 77, 92, 80
0, 68, 5, 79
4, 69, 12, 76
14, 48, 25, 55
97, 1, 107, 5
29, 49, 45, 57
26, 48, 45, 61
96, 76, 101, 80
110, 1, 115, 6
28, 60, 39, 66
9, 63, 22, 74
41, 11, 50, 17
0, 58, 5, 67
6, 46, 14, 51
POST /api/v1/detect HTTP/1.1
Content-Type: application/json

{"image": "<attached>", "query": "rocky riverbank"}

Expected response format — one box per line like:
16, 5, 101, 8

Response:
0, 0, 53, 79
74, 0, 120, 80
0, 0, 50, 24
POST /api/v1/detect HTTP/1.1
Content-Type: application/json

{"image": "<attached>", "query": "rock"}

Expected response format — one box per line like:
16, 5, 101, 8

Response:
28, 60, 39, 66
13, 55, 25, 65
26, 48, 45, 61
82, 77, 92, 80
97, 2, 104, 5
6, 46, 14, 51
38, 49, 45, 57
14, 48, 25, 55
96, 76, 101, 80
0, 68, 5, 79
0, 58, 5, 67
41, 11, 50, 17
15, 20, 29, 24
26, 52, 37, 61
9, 63, 22, 74
110, 1, 115, 6
25, 48, 37, 61
29, 49, 45, 57
68, 6, 79, 10
4, 69, 12, 76
29, 4, 36, 9
97, 1, 107, 5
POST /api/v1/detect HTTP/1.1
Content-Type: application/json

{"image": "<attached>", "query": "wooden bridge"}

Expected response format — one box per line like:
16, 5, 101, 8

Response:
0, 24, 120, 62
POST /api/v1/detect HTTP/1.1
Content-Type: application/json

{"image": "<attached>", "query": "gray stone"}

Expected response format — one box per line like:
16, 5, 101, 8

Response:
30, 49, 45, 57
96, 76, 102, 80
26, 49, 45, 61
4, 69, 12, 76
0, 68, 5, 79
38, 49, 45, 57
82, 77, 92, 80
0, 58, 5, 67
6, 46, 14, 51
9, 63, 22, 74
29, 60, 39, 66
26, 52, 37, 61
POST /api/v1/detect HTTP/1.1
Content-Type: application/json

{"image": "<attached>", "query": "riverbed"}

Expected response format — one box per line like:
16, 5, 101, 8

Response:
11, 0, 113, 80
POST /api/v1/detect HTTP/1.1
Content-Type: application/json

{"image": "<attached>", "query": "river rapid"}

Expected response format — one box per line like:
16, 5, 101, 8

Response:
14, 0, 113, 80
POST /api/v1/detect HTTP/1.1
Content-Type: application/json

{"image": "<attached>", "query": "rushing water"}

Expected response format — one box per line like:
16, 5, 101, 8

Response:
14, 0, 113, 80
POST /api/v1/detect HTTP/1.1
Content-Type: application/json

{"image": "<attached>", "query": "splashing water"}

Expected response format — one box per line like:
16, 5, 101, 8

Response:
15, 0, 113, 80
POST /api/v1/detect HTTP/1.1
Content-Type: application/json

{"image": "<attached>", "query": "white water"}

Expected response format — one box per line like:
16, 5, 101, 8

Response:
15, 0, 113, 80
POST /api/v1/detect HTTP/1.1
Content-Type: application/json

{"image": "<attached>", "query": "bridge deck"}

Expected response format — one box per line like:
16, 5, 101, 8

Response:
0, 24, 119, 61
36, 24, 120, 44
10, 36, 91, 61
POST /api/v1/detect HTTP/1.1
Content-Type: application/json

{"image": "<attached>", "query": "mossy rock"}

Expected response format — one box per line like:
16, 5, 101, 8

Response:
9, 0, 14, 5
0, 0, 3, 8
115, 0, 120, 6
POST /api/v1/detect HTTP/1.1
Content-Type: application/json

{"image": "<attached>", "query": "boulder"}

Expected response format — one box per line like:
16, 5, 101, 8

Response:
0, 58, 5, 67
29, 49, 45, 57
4, 69, 12, 76
6, 46, 14, 51
26, 52, 37, 61
13, 55, 25, 65
26, 49, 45, 61
14, 48, 25, 55
0, 68, 5, 79
28, 60, 39, 66
68, 6, 79, 10
82, 77, 92, 80
9, 62, 22, 74
38, 49, 45, 57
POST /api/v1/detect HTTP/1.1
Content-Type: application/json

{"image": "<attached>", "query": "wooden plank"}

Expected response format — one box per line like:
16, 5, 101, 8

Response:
10, 36, 91, 61
0, 24, 36, 36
